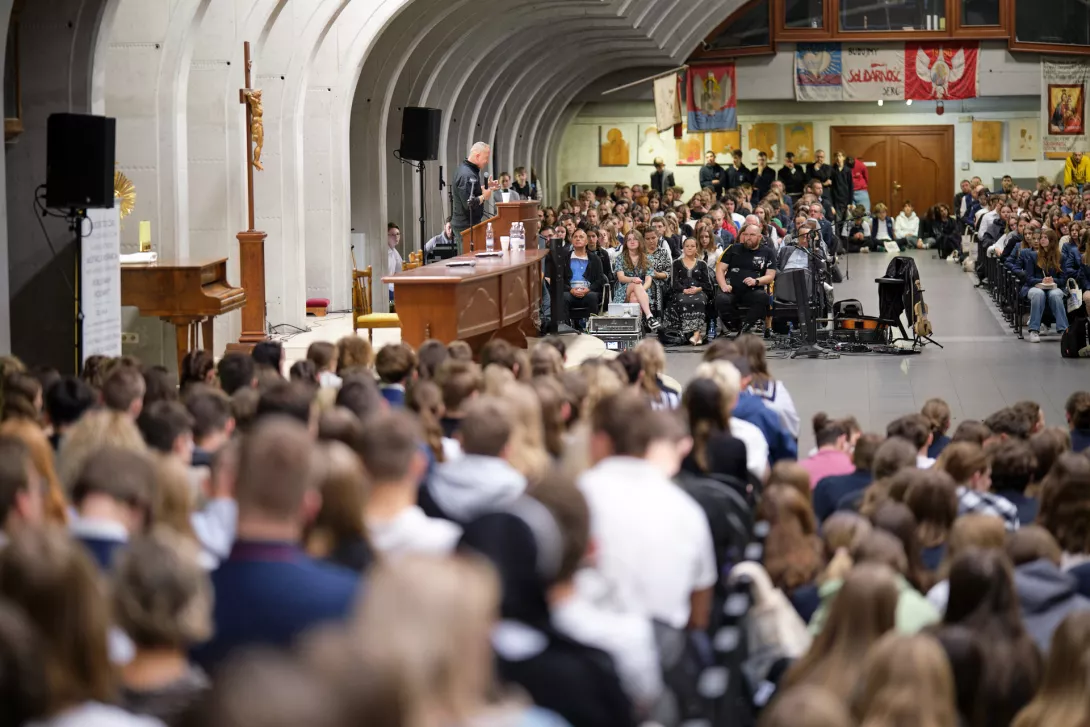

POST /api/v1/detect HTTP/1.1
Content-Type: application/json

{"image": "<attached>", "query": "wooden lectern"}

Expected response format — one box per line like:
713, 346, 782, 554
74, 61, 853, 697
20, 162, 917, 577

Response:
460, 201, 540, 253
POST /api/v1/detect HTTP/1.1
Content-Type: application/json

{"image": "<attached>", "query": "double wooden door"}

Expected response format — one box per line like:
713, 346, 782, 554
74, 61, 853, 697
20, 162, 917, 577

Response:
830, 125, 954, 216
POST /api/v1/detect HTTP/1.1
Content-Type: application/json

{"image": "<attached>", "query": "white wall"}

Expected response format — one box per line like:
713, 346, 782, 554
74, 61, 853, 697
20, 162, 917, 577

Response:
557, 97, 1061, 204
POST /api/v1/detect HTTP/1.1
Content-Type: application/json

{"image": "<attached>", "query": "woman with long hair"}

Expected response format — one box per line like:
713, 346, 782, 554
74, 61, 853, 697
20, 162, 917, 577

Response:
1036, 452, 1090, 568
611, 230, 658, 328
943, 549, 1042, 727
735, 333, 800, 440
902, 469, 959, 574
640, 225, 672, 320
304, 442, 375, 573
0, 418, 69, 525
781, 563, 899, 701
851, 633, 959, 727
585, 227, 614, 289
1020, 227, 1069, 342
759, 484, 825, 618
679, 377, 748, 484
1011, 611, 1090, 727
695, 224, 720, 267
666, 237, 715, 345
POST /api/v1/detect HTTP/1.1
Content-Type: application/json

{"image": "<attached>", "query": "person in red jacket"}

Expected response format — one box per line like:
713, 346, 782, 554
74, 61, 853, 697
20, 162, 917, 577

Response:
852, 156, 870, 214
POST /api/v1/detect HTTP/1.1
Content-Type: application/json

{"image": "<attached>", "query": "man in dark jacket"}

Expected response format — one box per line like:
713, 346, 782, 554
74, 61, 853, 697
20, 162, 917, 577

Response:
807, 149, 834, 204
650, 158, 675, 197
751, 152, 775, 206
725, 149, 750, 190
777, 152, 807, 200
699, 151, 726, 197
451, 141, 500, 253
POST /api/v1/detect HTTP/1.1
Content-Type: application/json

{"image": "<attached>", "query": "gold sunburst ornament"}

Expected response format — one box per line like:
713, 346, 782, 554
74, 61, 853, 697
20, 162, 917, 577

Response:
114, 170, 136, 220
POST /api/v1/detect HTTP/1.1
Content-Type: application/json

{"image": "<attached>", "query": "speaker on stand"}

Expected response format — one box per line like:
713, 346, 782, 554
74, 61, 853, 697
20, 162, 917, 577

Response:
44, 113, 117, 371
397, 107, 442, 259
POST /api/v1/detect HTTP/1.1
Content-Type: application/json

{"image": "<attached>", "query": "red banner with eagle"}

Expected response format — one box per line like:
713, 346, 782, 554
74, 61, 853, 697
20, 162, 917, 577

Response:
904, 43, 979, 101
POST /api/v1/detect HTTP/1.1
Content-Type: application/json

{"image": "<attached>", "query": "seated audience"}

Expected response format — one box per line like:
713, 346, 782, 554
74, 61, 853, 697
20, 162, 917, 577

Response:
989, 439, 1039, 526
893, 200, 921, 250
693, 359, 770, 479
1006, 526, 1090, 655
424, 397, 527, 524
887, 413, 936, 468
851, 633, 959, 726
114, 529, 212, 725
137, 401, 194, 463
665, 236, 714, 345
1066, 390, 1090, 452
1020, 228, 1069, 343
357, 410, 461, 556
560, 228, 605, 330
184, 385, 234, 468
611, 230, 658, 329
302, 442, 375, 574
634, 340, 680, 411
938, 442, 1019, 531
926, 513, 1007, 615
103, 365, 147, 419
374, 343, 416, 407
922, 397, 953, 459
1010, 611, 1090, 727
42, 376, 96, 450
800, 413, 855, 489
679, 377, 748, 485
867, 203, 895, 252
578, 392, 716, 629
903, 469, 959, 571
760, 484, 824, 622
813, 433, 881, 522
215, 353, 255, 395
714, 223, 777, 335
735, 333, 800, 440
0, 435, 44, 542
434, 359, 482, 438
251, 340, 285, 377
70, 447, 154, 571
0, 528, 160, 727
191, 418, 360, 673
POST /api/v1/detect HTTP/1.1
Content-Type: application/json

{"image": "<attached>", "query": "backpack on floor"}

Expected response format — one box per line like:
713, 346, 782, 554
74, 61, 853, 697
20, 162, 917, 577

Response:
1061, 316, 1090, 358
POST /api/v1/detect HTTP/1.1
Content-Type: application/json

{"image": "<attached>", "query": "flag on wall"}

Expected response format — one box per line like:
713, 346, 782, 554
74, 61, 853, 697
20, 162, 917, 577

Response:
653, 73, 682, 133
795, 42, 978, 102
905, 43, 979, 100
686, 64, 737, 131
1042, 59, 1090, 159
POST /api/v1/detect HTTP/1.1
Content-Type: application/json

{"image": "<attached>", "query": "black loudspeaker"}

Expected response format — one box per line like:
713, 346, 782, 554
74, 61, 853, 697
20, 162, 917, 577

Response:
46, 113, 117, 210
399, 107, 441, 162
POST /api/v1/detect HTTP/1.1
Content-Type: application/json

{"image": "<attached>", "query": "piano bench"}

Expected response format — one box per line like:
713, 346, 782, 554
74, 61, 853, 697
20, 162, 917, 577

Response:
356, 313, 401, 343
306, 298, 330, 317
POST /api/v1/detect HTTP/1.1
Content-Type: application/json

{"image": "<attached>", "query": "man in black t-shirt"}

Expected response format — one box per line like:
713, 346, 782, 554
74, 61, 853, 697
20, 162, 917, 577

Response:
714, 223, 778, 334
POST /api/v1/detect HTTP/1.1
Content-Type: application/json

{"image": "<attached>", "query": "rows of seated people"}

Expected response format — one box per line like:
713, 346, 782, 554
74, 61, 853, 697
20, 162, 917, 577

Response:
1, 331, 1090, 727
956, 163, 1090, 348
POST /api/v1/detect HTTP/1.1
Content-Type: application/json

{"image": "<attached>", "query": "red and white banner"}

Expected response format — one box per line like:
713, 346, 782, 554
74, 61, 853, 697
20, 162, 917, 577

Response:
795, 42, 978, 102
905, 43, 979, 100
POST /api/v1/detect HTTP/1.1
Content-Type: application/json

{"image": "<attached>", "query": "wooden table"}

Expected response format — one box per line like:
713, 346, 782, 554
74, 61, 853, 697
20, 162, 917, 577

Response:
384, 248, 545, 350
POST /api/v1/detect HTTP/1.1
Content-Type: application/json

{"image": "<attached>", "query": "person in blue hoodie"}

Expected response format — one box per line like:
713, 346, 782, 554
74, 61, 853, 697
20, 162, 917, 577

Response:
192, 417, 360, 673
375, 342, 416, 408
421, 397, 528, 525
1007, 526, 1090, 655
714, 352, 797, 464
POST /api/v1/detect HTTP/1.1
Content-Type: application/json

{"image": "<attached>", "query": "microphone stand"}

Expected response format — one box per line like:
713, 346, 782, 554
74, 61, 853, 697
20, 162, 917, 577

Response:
784, 240, 836, 359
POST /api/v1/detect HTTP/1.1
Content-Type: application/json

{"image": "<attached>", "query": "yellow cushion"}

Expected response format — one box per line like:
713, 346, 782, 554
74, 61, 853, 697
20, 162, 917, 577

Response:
356, 313, 401, 327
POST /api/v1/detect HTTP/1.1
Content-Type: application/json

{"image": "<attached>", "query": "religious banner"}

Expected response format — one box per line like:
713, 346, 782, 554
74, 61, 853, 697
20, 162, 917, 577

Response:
795, 44, 843, 102
1043, 59, 1090, 159
797, 42, 978, 102
905, 43, 979, 100
686, 64, 737, 132
653, 73, 682, 133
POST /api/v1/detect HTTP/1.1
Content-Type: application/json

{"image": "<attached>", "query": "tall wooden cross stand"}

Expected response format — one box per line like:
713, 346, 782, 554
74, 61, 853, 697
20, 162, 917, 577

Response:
227, 40, 270, 353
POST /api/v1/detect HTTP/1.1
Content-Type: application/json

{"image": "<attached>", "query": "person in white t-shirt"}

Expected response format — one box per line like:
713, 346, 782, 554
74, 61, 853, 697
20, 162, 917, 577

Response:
358, 410, 461, 556
577, 392, 717, 630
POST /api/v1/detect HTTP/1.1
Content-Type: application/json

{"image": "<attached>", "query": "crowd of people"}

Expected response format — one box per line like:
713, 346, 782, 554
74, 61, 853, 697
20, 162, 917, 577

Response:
503, 147, 1090, 350
2, 324, 1090, 727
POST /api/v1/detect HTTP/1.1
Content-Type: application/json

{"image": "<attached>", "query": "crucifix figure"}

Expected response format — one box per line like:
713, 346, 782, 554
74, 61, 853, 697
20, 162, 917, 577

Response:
226, 40, 270, 352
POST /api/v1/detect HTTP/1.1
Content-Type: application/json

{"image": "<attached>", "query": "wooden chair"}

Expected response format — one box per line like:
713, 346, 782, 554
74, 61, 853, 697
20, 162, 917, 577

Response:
352, 265, 400, 342
403, 251, 424, 271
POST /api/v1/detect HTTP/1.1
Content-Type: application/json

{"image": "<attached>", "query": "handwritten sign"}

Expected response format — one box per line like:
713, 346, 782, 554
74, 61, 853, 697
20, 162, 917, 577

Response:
842, 45, 904, 101
81, 208, 122, 362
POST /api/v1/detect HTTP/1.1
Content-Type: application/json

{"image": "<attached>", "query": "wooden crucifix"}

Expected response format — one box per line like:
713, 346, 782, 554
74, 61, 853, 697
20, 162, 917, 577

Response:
227, 40, 270, 352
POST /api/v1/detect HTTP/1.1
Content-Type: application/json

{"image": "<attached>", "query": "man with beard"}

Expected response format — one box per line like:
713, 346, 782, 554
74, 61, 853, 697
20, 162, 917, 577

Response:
715, 223, 778, 336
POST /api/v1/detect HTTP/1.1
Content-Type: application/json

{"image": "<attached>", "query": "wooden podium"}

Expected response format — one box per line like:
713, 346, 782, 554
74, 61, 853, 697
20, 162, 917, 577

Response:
460, 200, 540, 253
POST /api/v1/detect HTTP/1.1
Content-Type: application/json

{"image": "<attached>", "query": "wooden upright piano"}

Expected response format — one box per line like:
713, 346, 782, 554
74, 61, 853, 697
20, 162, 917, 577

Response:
121, 257, 247, 372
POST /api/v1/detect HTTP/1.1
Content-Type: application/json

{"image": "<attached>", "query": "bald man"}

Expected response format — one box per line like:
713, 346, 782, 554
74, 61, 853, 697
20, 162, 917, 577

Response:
452, 141, 500, 253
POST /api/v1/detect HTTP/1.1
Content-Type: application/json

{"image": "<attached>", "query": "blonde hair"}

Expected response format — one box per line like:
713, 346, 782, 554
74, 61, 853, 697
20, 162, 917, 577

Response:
354, 555, 501, 724
635, 339, 667, 399
694, 360, 742, 404
852, 633, 958, 727
152, 454, 199, 541
0, 418, 69, 525
500, 382, 549, 485
57, 409, 147, 490
482, 363, 515, 396
336, 335, 373, 373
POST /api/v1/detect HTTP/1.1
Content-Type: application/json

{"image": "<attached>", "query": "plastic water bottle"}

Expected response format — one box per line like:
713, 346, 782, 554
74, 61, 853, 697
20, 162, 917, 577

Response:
486, 222, 495, 251
515, 223, 525, 251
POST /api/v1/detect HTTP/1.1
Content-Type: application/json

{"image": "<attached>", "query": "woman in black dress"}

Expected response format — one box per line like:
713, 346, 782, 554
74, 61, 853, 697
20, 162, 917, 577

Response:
666, 237, 714, 345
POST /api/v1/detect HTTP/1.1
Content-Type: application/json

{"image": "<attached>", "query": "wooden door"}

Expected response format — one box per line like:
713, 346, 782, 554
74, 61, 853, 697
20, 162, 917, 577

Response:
830, 125, 954, 216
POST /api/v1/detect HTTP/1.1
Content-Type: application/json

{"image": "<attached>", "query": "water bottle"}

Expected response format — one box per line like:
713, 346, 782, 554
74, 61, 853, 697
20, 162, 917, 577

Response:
486, 222, 494, 251
512, 223, 521, 252
517, 223, 526, 251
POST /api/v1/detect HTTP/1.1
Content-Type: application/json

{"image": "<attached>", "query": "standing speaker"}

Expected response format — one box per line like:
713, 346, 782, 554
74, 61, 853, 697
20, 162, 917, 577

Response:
46, 113, 116, 210
399, 107, 442, 162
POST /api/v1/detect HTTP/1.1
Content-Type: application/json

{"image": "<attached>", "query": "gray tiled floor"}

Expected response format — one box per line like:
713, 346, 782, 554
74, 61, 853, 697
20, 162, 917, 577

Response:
664, 250, 1090, 453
